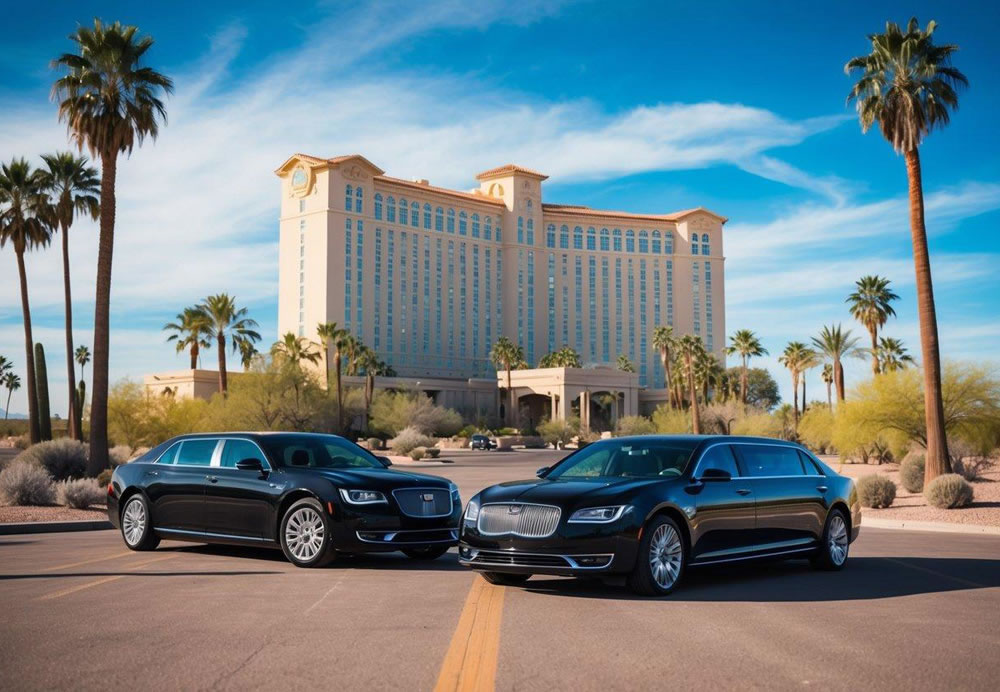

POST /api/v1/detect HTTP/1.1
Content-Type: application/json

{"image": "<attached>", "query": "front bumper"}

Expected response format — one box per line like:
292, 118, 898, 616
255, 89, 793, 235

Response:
328, 504, 462, 553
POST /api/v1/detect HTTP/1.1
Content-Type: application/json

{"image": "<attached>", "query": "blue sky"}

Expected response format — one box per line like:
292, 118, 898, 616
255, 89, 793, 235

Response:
2, 0, 999, 416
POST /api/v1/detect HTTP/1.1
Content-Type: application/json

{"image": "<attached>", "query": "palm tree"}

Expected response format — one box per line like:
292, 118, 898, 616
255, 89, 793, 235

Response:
652, 326, 676, 408
199, 294, 260, 393
677, 335, 705, 434
0, 158, 51, 443
695, 351, 723, 404
355, 346, 386, 432
616, 354, 635, 373
812, 324, 862, 403
238, 340, 259, 371
75, 345, 90, 381
0, 356, 10, 379
539, 346, 582, 368
821, 363, 834, 409
726, 329, 768, 408
53, 19, 173, 474
876, 337, 916, 373
37, 152, 99, 441
489, 336, 524, 426
163, 307, 212, 369
271, 333, 321, 370
3, 372, 21, 420
846, 275, 899, 375
315, 323, 346, 389
846, 17, 966, 480
779, 342, 812, 429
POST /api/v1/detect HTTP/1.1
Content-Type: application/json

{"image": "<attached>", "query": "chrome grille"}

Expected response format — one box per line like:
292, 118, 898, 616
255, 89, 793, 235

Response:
477, 503, 561, 538
392, 488, 453, 518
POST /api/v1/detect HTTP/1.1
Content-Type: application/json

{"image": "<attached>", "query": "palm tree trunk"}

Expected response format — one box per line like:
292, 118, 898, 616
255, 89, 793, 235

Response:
364, 373, 374, 432
792, 373, 800, 429
60, 221, 78, 441
5, 388, 12, 420
826, 382, 832, 410
323, 342, 330, 390
904, 148, 951, 481
801, 376, 806, 414
217, 333, 227, 393
687, 360, 701, 434
190, 343, 198, 370
16, 250, 40, 443
740, 356, 748, 408
334, 352, 343, 431
834, 359, 845, 402
662, 351, 672, 409
869, 327, 880, 375
506, 366, 514, 426
88, 152, 116, 476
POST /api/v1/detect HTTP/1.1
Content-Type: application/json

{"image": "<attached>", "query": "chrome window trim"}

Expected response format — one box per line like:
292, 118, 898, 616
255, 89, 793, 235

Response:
155, 438, 223, 468
391, 487, 455, 518
216, 437, 273, 471
691, 441, 823, 480
476, 502, 562, 538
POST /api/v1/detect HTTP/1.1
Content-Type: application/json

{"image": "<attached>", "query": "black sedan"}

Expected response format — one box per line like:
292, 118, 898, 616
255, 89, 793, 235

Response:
470, 435, 497, 450
459, 435, 860, 595
107, 432, 461, 567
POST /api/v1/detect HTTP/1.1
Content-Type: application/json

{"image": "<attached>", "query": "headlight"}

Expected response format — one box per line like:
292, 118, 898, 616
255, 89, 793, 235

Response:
568, 505, 627, 523
464, 498, 480, 526
449, 482, 461, 503
339, 488, 387, 505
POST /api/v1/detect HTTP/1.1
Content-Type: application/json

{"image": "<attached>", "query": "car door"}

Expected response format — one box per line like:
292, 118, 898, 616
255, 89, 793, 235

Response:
734, 443, 826, 555
147, 438, 217, 532
686, 443, 757, 563
202, 438, 281, 539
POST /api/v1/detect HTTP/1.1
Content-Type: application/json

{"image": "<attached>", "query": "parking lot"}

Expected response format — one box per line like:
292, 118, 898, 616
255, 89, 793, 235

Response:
2, 449, 999, 690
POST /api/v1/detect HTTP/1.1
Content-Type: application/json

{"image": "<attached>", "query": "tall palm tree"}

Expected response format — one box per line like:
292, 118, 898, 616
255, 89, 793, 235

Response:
812, 324, 861, 403
798, 348, 819, 414
846, 17, 965, 480
37, 152, 99, 441
0, 158, 51, 443
355, 346, 386, 433
846, 275, 899, 374
616, 354, 635, 373
199, 294, 260, 393
726, 329, 768, 408
53, 19, 173, 474
163, 307, 212, 369
652, 326, 676, 408
3, 372, 21, 420
876, 337, 916, 373
695, 351, 722, 405
821, 363, 834, 409
489, 336, 524, 426
315, 322, 347, 390
677, 335, 705, 434
75, 345, 90, 381
779, 342, 812, 429
0, 356, 11, 379
238, 340, 259, 371
271, 333, 321, 370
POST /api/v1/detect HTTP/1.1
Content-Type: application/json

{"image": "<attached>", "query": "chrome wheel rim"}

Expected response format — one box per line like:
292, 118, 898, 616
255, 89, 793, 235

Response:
285, 507, 325, 562
828, 514, 848, 565
649, 523, 683, 589
122, 499, 146, 546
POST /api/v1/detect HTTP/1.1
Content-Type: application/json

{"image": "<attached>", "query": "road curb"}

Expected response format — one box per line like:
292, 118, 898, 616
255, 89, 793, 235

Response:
862, 517, 1000, 536
0, 520, 113, 535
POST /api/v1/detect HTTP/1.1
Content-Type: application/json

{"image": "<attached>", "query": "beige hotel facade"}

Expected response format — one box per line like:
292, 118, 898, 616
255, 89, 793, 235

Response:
273, 153, 726, 416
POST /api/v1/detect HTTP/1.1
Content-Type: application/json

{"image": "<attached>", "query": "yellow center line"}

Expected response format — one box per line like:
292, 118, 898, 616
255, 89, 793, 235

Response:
40, 550, 133, 573
37, 553, 178, 601
433, 577, 506, 692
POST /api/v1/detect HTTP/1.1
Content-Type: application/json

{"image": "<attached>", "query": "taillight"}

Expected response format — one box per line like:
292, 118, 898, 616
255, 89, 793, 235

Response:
107, 483, 114, 496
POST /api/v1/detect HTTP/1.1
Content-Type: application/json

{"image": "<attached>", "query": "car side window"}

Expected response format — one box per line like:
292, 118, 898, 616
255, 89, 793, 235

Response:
322, 439, 376, 468
737, 445, 805, 477
156, 442, 181, 465
220, 439, 267, 468
798, 450, 824, 475
697, 445, 740, 478
175, 439, 218, 467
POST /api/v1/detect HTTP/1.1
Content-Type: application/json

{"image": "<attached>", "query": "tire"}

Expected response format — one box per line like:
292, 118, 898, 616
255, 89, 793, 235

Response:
480, 571, 531, 586
811, 508, 850, 571
627, 515, 686, 596
402, 545, 451, 560
120, 494, 160, 551
279, 498, 335, 568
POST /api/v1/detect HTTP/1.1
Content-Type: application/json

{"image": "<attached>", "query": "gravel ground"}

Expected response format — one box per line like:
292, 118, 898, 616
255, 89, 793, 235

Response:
0, 505, 107, 523
825, 458, 1000, 527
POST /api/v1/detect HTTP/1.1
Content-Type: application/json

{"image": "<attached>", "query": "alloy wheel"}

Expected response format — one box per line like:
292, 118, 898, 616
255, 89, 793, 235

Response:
122, 498, 146, 547
828, 514, 848, 566
648, 523, 683, 589
285, 507, 325, 562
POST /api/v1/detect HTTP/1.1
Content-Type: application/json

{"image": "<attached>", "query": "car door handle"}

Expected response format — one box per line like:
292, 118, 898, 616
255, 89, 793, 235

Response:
735, 488, 752, 496
816, 485, 828, 493
206, 475, 218, 483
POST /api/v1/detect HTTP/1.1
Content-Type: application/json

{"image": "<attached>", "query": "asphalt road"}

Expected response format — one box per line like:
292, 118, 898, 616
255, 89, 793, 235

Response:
2, 449, 999, 691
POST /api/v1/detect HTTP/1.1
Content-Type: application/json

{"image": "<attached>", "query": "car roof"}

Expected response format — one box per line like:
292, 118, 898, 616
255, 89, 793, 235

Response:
606, 434, 800, 446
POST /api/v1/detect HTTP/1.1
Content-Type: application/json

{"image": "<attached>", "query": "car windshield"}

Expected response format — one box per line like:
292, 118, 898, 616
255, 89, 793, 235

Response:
258, 434, 382, 470
546, 438, 698, 480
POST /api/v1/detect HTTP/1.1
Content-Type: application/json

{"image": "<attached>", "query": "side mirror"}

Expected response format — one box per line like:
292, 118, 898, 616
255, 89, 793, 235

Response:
236, 458, 264, 472
536, 466, 550, 478
700, 468, 731, 482
376, 456, 392, 468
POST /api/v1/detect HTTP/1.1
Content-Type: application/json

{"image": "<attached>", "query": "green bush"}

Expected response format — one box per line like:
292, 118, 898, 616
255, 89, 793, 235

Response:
409, 446, 426, 461
899, 454, 925, 493
15, 439, 88, 481
58, 478, 106, 509
924, 474, 974, 509
390, 426, 436, 455
96, 468, 113, 488
496, 427, 518, 436
651, 406, 690, 434
0, 461, 56, 506
615, 415, 656, 436
369, 391, 463, 436
366, 437, 382, 450
424, 447, 441, 459
856, 474, 896, 508
457, 425, 478, 439
537, 417, 579, 448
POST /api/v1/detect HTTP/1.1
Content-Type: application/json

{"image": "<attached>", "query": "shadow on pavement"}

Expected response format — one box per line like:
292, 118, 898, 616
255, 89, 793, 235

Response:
166, 543, 466, 571
520, 556, 1000, 602
0, 540, 38, 547
0, 570, 281, 581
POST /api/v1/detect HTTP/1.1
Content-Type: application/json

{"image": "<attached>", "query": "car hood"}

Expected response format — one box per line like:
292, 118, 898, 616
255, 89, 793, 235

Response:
477, 477, 667, 506
297, 467, 452, 490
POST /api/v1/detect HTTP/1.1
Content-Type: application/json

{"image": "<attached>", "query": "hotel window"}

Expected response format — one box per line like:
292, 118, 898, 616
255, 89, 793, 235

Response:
517, 216, 524, 244
651, 230, 661, 254
484, 216, 492, 240
447, 208, 455, 233
526, 250, 535, 364
600, 228, 610, 251
399, 198, 408, 225
586, 226, 596, 250
356, 221, 364, 335
344, 219, 352, 328
614, 258, 623, 356
423, 238, 430, 354
691, 233, 699, 255
652, 265, 661, 380
639, 259, 647, 383
460, 242, 467, 359
558, 224, 569, 249
627, 259, 635, 365
435, 239, 443, 356
299, 200, 305, 213
471, 213, 479, 238
374, 193, 383, 220
355, 186, 363, 213
639, 230, 649, 253
546, 224, 556, 248
573, 226, 583, 250
345, 185, 353, 211
435, 207, 444, 232
613, 228, 622, 252
601, 258, 610, 360
447, 241, 455, 361
374, 229, 382, 350
459, 210, 467, 236
548, 254, 556, 352
495, 217, 502, 242
625, 229, 635, 253
484, 247, 492, 351
424, 203, 432, 229
526, 218, 534, 245
527, 199, 533, 212
574, 256, 583, 348
411, 202, 419, 227
387, 230, 395, 355
588, 257, 597, 360
666, 260, 674, 326
692, 261, 701, 335
705, 261, 713, 351
665, 231, 674, 254
387, 196, 396, 223
702, 234, 710, 256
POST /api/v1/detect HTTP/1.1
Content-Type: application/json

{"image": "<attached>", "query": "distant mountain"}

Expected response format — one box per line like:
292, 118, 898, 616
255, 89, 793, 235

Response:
0, 409, 27, 420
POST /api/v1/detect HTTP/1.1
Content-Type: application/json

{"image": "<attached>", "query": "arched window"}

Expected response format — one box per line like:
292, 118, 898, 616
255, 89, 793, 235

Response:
665, 230, 674, 254
345, 184, 353, 211
573, 226, 583, 250
625, 229, 635, 253
691, 233, 699, 255
435, 207, 444, 231
517, 216, 524, 244
386, 196, 395, 223
459, 210, 467, 235
586, 227, 596, 250
355, 186, 363, 213
702, 233, 710, 255
374, 192, 383, 220
399, 198, 408, 225
472, 213, 480, 238
559, 224, 569, 249
526, 199, 533, 211
447, 208, 455, 233
651, 230, 661, 254
423, 203, 432, 229
638, 230, 649, 253
484, 215, 492, 240
613, 228, 622, 252
546, 224, 556, 248
600, 227, 610, 251
526, 218, 534, 245
411, 202, 419, 226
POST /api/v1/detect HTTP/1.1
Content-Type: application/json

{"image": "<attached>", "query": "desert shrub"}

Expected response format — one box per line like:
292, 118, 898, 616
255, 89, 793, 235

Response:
899, 454, 925, 493
924, 474, 974, 509
409, 446, 426, 461
59, 478, 106, 509
15, 439, 88, 481
108, 445, 134, 466
651, 406, 691, 434
537, 417, 580, 449
14, 434, 31, 450
0, 461, 56, 506
856, 474, 896, 508
615, 415, 656, 436
457, 425, 478, 439
390, 426, 436, 455
370, 391, 463, 436
731, 412, 783, 439
367, 437, 382, 450
497, 427, 518, 436
96, 468, 113, 488
798, 407, 836, 454
952, 457, 992, 482
424, 447, 441, 459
